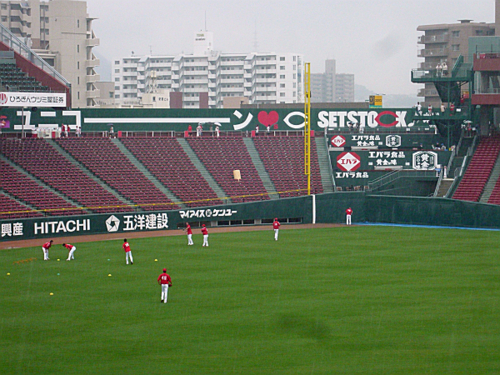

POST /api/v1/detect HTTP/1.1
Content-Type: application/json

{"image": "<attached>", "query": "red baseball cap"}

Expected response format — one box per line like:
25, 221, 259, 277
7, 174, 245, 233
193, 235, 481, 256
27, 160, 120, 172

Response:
163, 268, 167, 272
202, 224, 206, 227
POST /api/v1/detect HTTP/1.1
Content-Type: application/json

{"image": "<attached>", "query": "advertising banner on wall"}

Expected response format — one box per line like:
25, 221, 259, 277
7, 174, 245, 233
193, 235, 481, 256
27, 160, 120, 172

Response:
0, 197, 312, 241
0, 107, 423, 134
0, 92, 66, 107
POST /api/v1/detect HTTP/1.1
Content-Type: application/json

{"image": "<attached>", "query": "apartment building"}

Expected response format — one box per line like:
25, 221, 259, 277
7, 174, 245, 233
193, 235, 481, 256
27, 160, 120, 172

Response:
310, 59, 355, 103
416, 19, 495, 106
0, 0, 100, 107
112, 31, 303, 108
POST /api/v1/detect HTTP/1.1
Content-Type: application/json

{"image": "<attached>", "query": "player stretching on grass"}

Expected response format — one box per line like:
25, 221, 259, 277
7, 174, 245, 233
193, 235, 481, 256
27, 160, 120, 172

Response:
123, 239, 134, 265
157, 268, 172, 303
63, 243, 76, 261
273, 218, 281, 241
201, 224, 209, 247
185, 222, 194, 245
42, 240, 53, 260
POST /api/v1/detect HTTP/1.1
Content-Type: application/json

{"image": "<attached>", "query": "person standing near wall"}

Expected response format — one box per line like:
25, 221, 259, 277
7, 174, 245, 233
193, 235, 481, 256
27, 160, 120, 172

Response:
201, 224, 209, 247
123, 239, 134, 265
346, 207, 353, 225
185, 222, 194, 245
273, 218, 281, 241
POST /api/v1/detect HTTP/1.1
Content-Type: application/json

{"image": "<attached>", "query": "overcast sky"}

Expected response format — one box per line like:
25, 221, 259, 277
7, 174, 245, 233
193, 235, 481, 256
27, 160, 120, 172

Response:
85, 0, 495, 96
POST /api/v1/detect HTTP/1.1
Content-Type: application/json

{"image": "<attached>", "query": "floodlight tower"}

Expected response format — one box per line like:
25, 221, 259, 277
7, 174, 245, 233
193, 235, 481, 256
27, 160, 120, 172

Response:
304, 62, 311, 195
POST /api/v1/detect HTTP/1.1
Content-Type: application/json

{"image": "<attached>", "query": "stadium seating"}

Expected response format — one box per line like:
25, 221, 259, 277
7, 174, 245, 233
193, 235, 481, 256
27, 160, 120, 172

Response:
453, 136, 500, 202
186, 137, 269, 203
0, 62, 51, 92
55, 138, 180, 211
0, 138, 129, 213
120, 137, 223, 207
0, 159, 87, 216
253, 136, 324, 197
0, 192, 43, 219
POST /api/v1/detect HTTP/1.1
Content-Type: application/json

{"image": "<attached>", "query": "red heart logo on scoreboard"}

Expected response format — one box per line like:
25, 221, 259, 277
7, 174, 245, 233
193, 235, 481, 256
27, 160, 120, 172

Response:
258, 111, 279, 126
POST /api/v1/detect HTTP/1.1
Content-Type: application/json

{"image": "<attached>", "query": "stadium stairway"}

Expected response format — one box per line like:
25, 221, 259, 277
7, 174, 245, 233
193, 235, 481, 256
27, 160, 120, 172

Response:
0, 153, 90, 215
112, 138, 185, 209
315, 137, 335, 194
176, 138, 232, 204
480, 152, 500, 203
435, 178, 454, 197
243, 138, 279, 200
47, 139, 136, 207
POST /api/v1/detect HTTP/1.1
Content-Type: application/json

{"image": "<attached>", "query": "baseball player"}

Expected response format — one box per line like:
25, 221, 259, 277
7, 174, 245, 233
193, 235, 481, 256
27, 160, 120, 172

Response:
157, 268, 172, 303
123, 239, 134, 265
346, 207, 353, 225
42, 240, 53, 260
273, 218, 281, 241
63, 243, 76, 261
201, 224, 209, 247
185, 222, 194, 245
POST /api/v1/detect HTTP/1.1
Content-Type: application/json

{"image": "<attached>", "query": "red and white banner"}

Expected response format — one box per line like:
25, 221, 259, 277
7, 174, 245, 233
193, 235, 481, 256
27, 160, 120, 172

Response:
0, 92, 66, 108
337, 152, 361, 172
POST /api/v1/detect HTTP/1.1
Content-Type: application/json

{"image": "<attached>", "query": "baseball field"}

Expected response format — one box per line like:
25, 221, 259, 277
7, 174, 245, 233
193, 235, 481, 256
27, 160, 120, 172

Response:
1, 225, 500, 374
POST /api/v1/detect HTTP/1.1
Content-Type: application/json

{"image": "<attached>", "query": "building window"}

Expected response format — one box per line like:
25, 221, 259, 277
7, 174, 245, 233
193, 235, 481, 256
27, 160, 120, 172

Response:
77, 45, 79, 53
293, 56, 296, 62
280, 66, 285, 70
115, 86, 120, 90
280, 83, 285, 88
452, 31, 460, 38
77, 19, 80, 28
77, 77, 80, 84
115, 94, 120, 99
280, 92, 285, 97
452, 44, 460, 51
280, 74, 285, 79
77, 92, 80, 100
280, 57, 285, 61
115, 60, 120, 65
77, 62, 80, 69
115, 69, 120, 73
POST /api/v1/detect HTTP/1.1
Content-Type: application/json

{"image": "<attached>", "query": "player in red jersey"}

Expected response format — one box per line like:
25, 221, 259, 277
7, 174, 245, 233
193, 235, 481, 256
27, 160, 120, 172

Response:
123, 239, 134, 265
42, 240, 53, 261
157, 268, 172, 303
63, 243, 76, 261
201, 224, 209, 247
185, 222, 194, 245
273, 218, 281, 241
346, 207, 353, 225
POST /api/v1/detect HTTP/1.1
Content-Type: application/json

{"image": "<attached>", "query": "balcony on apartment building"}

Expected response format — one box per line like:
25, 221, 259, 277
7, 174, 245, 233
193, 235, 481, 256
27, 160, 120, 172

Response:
418, 47, 448, 58
418, 34, 449, 44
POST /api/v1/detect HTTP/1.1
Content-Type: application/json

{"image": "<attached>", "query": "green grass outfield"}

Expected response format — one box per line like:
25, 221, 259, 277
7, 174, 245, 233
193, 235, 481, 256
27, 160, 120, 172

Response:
1, 226, 500, 374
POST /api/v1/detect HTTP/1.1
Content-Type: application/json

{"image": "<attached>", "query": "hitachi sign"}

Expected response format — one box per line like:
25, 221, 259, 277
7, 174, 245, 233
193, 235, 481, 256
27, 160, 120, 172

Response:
317, 110, 413, 128
34, 219, 90, 235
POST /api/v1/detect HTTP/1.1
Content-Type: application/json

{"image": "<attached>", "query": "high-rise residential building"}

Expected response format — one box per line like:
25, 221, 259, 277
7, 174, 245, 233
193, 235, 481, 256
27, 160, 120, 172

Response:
335, 73, 355, 102
416, 19, 495, 106
112, 31, 303, 108
0, 0, 100, 108
310, 59, 354, 103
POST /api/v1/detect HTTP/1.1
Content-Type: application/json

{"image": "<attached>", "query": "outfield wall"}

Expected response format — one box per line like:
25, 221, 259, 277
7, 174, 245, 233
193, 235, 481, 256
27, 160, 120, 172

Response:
2, 193, 500, 241
0, 196, 313, 241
